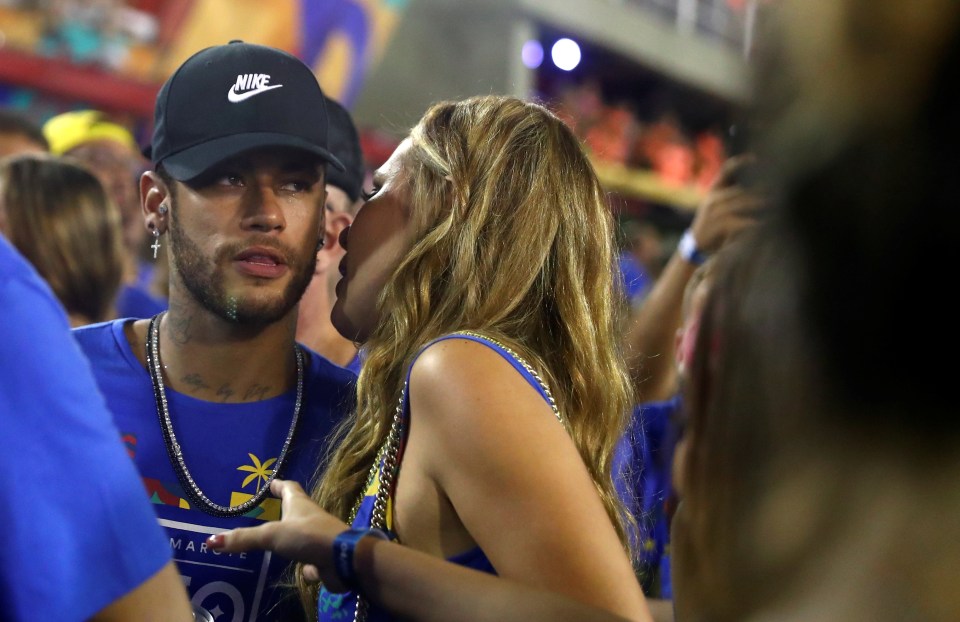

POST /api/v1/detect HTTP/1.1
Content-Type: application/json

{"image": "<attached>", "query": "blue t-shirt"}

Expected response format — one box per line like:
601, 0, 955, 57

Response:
115, 283, 168, 319
618, 252, 653, 308
342, 351, 363, 376
114, 261, 168, 319
0, 236, 172, 621
73, 319, 356, 621
318, 332, 560, 622
616, 395, 681, 599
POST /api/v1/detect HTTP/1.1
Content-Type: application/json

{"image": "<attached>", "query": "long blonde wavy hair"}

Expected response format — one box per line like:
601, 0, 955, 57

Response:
297, 94, 636, 612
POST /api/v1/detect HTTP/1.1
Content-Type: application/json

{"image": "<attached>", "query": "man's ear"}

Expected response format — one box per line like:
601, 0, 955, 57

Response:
141, 171, 171, 234
315, 211, 351, 273
325, 211, 354, 252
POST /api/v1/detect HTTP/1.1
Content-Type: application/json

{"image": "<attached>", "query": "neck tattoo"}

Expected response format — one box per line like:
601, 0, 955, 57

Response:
145, 312, 304, 517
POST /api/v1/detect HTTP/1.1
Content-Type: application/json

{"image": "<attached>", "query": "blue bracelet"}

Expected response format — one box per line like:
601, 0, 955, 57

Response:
332, 528, 389, 593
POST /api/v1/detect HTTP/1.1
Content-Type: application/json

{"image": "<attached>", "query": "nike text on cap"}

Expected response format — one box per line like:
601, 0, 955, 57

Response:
148, 40, 345, 182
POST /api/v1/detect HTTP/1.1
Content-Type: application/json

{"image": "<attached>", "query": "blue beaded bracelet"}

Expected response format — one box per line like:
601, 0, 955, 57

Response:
332, 528, 389, 593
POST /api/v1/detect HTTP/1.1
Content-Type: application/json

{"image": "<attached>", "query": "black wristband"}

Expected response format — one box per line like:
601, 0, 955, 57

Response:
331, 528, 389, 593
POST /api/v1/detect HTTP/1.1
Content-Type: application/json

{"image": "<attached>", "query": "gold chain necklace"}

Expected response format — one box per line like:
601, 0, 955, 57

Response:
146, 312, 304, 518
453, 331, 562, 424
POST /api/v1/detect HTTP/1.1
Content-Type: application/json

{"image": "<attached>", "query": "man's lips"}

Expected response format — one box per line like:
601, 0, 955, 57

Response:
235, 246, 286, 264
233, 246, 289, 278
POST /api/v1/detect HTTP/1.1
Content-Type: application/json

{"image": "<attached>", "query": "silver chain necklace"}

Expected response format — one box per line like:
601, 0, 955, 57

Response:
146, 312, 305, 518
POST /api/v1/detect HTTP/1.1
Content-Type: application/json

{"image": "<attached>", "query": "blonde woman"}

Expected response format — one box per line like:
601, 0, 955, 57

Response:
0, 154, 124, 326
214, 95, 651, 622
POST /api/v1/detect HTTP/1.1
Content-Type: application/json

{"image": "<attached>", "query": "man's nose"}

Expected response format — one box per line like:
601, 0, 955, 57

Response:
241, 186, 285, 232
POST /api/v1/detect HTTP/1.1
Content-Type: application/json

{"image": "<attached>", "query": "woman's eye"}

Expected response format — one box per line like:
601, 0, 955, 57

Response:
360, 187, 380, 201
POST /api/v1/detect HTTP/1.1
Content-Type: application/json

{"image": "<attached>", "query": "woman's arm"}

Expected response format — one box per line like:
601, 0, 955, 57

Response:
209, 480, 634, 622
624, 155, 765, 403
401, 338, 651, 621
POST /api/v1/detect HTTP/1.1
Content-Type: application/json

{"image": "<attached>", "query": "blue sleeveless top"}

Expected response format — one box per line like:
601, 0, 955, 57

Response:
317, 332, 556, 622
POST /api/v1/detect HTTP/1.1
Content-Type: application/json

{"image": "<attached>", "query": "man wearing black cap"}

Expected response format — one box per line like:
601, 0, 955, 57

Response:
297, 97, 366, 373
74, 41, 356, 621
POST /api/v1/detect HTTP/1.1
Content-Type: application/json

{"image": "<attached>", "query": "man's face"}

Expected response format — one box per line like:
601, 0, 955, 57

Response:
314, 184, 356, 282
325, 185, 355, 240
0, 133, 46, 160
166, 148, 326, 326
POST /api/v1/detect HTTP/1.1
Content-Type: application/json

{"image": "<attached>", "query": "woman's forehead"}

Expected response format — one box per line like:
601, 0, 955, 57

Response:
377, 139, 412, 180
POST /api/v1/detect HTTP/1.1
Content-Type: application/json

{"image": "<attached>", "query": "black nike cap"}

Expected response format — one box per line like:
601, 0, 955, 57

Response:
324, 97, 365, 202
147, 40, 345, 182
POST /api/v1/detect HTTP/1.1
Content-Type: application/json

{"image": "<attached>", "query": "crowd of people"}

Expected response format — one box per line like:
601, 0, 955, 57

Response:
549, 80, 728, 192
1, 0, 958, 620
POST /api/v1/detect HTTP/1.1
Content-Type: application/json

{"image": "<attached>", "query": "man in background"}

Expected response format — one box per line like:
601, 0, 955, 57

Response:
43, 109, 168, 318
297, 96, 367, 373
620, 155, 765, 621
0, 109, 48, 158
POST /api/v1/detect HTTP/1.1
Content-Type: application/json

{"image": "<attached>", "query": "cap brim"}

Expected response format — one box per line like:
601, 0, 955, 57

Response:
159, 132, 346, 182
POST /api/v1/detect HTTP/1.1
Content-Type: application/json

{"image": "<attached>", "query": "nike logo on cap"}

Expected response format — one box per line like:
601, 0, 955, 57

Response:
227, 73, 283, 103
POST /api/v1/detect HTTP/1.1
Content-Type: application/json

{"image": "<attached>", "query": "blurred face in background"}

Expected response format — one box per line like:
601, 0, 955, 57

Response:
66, 138, 147, 258
0, 133, 47, 160
0, 155, 125, 325
315, 184, 357, 286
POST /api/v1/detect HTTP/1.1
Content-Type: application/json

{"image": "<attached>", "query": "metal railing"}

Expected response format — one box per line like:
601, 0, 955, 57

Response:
618, 0, 759, 56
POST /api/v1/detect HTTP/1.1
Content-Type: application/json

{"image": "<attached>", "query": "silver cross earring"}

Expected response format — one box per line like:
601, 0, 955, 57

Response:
151, 228, 161, 260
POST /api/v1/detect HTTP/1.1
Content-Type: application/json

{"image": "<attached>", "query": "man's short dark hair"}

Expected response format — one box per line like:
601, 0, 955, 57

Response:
156, 163, 178, 201
0, 109, 50, 151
